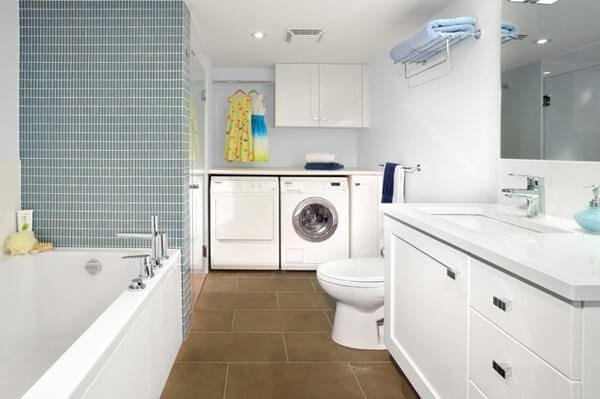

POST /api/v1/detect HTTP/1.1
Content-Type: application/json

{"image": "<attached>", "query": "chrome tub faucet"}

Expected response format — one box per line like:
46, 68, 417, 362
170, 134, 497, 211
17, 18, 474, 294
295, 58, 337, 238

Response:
117, 215, 168, 268
117, 216, 169, 289
502, 173, 545, 217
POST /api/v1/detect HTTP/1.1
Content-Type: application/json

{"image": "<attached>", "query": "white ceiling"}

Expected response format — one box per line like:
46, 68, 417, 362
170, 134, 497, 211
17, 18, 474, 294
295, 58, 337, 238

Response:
502, 0, 600, 72
187, 0, 453, 67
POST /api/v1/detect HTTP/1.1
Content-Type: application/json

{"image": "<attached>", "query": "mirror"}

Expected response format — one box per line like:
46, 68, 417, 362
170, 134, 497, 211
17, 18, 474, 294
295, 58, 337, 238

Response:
501, 0, 600, 161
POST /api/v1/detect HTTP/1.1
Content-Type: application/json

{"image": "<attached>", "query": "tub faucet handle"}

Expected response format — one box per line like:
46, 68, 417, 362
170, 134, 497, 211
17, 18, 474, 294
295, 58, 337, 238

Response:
122, 254, 155, 279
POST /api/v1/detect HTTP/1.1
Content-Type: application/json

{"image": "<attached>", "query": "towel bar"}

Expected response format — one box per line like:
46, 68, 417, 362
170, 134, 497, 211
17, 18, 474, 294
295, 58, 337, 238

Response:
378, 163, 422, 174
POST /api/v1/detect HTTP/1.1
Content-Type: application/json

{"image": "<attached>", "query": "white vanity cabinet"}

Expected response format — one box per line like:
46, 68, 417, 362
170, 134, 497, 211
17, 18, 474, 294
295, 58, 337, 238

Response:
385, 217, 469, 399
275, 63, 369, 128
383, 211, 600, 399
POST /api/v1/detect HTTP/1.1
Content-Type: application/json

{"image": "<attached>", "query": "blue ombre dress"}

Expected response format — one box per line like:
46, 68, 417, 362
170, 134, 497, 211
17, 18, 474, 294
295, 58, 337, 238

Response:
251, 94, 269, 161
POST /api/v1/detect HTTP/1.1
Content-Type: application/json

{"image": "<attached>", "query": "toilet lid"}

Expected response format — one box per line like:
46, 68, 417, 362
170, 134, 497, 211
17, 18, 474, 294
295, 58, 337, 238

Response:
317, 258, 384, 283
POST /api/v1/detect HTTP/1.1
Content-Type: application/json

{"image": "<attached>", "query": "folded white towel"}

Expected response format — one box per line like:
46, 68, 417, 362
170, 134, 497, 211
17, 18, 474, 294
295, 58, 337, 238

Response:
305, 152, 336, 163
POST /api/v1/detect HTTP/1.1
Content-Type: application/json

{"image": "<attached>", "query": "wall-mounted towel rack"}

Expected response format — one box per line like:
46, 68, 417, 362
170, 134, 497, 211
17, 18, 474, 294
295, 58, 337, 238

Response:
397, 30, 481, 80
378, 163, 422, 174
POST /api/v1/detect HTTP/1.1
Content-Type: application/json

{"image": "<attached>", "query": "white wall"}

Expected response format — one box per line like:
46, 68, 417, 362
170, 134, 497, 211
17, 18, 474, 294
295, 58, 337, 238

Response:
0, 0, 20, 247
498, 159, 600, 219
209, 67, 359, 169
501, 61, 542, 160
0, 0, 19, 161
357, 0, 501, 203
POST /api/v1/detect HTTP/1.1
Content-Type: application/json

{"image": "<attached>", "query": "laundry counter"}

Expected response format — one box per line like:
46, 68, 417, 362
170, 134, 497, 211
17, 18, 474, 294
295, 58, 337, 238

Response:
207, 168, 380, 176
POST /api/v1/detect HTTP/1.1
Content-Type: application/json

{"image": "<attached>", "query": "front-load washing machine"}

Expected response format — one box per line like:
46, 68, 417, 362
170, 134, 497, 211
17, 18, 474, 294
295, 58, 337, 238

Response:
280, 177, 349, 270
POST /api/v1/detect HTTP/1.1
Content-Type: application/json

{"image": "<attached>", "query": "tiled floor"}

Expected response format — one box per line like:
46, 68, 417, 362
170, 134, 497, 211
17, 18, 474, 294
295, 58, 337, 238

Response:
162, 271, 419, 399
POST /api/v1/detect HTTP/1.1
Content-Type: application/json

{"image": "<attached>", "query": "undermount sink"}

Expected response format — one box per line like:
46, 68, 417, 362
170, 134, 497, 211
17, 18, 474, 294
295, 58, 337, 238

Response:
433, 213, 572, 234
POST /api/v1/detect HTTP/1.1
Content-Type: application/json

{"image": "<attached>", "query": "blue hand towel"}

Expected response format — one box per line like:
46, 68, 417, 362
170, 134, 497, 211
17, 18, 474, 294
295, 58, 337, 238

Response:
381, 163, 398, 203
304, 162, 344, 171
501, 20, 519, 40
390, 16, 477, 63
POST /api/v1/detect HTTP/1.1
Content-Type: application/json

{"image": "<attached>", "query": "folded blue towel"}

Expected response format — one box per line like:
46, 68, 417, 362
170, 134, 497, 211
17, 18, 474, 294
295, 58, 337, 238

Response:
501, 20, 519, 40
381, 163, 398, 203
390, 16, 477, 63
304, 162, 344, 171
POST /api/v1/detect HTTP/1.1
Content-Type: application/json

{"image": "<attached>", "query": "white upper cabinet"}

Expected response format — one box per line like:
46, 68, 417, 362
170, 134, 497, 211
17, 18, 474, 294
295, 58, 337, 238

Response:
275, 64, 319, 127
275, 64, 369, 128
318, 64, 363, 127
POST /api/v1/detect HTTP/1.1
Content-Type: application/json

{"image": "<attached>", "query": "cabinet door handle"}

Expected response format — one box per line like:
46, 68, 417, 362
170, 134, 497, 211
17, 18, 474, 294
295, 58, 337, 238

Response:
321, 116, 327, 120
446, 268, 459, 280
312, 116, 318, 120
493, 296, 512, 312
492, 360, 512, 379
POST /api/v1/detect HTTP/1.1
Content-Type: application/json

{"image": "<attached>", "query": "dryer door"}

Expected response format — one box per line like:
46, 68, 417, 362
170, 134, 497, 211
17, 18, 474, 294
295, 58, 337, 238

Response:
292, 197, 338, 242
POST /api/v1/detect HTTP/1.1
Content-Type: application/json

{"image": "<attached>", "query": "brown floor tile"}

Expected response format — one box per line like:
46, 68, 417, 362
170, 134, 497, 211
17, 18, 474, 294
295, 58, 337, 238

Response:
195, 292, 277, 310
233, 310, 331, 332
325, 310, 335, 326
238, 277, 314, 292
161, 363, 227, 399
208, 270, 275, 278
310, 277, 325, 292
224, 363, 364, 399
285, 332, 390, 362
202, 276, 237, 292
277, 292, 335, 310
351, 362, 419, 399
190, 310, 233, 332
176, 332, 286, 362
276, 271, 316, 278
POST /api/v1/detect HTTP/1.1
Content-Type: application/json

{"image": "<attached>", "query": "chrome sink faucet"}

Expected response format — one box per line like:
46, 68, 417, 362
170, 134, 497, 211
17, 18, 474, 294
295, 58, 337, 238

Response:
117, 215, 169, 269
501, 173, 545, 217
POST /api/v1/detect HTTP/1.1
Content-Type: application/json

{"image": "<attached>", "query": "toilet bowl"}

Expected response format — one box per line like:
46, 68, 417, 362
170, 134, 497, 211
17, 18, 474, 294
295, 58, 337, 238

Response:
316, 258, 385, 350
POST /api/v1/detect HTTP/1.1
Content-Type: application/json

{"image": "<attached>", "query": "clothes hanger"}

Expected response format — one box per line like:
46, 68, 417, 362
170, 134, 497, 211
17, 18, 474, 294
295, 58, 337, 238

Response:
230, 88, 248, 98
248, 89, 260, 96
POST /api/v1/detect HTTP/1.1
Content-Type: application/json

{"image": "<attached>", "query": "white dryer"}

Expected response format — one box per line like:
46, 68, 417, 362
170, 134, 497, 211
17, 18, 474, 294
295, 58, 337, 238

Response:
210, 176, 279, 270
281, 177, 350, 270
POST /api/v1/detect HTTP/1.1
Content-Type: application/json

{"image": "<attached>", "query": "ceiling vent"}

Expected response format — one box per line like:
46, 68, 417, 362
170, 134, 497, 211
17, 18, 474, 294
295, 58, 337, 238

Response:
285, 29, 325, 44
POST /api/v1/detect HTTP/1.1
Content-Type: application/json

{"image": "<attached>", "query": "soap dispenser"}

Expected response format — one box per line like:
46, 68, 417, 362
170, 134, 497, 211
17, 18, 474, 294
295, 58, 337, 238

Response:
574, 185, 600, 233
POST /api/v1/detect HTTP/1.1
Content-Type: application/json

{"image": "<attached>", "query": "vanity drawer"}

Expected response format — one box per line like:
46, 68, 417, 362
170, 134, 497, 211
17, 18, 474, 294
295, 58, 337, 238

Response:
388, 218, 469, 274
469, 310, 582, 399
470, 259, 582, 379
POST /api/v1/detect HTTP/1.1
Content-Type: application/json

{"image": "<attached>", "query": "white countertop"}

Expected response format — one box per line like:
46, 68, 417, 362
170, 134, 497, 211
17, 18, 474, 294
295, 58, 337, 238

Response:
381, 203, 600, 302
207, 167, 380, 176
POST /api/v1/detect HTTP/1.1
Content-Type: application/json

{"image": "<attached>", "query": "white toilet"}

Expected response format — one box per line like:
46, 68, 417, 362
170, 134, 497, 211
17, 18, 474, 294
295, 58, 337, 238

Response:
316, 257, 385, 350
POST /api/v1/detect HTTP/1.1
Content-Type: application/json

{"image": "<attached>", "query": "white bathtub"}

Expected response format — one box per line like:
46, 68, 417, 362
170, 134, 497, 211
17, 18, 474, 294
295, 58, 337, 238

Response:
0, 249, 182, 398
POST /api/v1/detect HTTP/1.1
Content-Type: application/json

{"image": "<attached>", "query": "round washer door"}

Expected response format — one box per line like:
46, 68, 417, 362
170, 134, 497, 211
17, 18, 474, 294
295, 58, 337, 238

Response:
292, 197, 338, 242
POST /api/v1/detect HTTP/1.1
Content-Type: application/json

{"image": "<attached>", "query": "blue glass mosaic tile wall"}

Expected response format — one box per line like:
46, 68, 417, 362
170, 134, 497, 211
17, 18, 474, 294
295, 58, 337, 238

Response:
19, 0, 192, 335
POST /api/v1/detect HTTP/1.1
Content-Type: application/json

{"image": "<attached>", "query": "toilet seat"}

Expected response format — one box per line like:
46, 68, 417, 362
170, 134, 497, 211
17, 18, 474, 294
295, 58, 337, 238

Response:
317, 258, 384, 287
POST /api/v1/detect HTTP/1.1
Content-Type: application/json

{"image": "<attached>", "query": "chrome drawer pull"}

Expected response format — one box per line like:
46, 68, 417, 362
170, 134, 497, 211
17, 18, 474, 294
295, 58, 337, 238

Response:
446, 268, 457, 280
492, 360, 512, 379
493, 296, 512, 312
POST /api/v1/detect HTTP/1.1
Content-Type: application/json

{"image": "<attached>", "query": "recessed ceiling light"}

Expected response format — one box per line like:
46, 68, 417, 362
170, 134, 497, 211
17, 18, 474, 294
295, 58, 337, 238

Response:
534, 38, 551, 45
251, 31, 265, 39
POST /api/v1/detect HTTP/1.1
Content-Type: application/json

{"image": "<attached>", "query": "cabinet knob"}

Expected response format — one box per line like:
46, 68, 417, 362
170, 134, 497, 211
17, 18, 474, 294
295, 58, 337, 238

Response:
492, 360, 512, 379
492, 296, 512, 312
312, 116, 318, 120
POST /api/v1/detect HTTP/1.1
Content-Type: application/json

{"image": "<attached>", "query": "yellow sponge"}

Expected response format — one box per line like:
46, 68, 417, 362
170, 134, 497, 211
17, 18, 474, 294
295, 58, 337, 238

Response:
4, 231, 38, 255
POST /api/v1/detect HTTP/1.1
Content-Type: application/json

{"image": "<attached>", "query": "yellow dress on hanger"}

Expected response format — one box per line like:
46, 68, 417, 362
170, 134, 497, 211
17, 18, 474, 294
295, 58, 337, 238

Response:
225, 92, 253, 162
